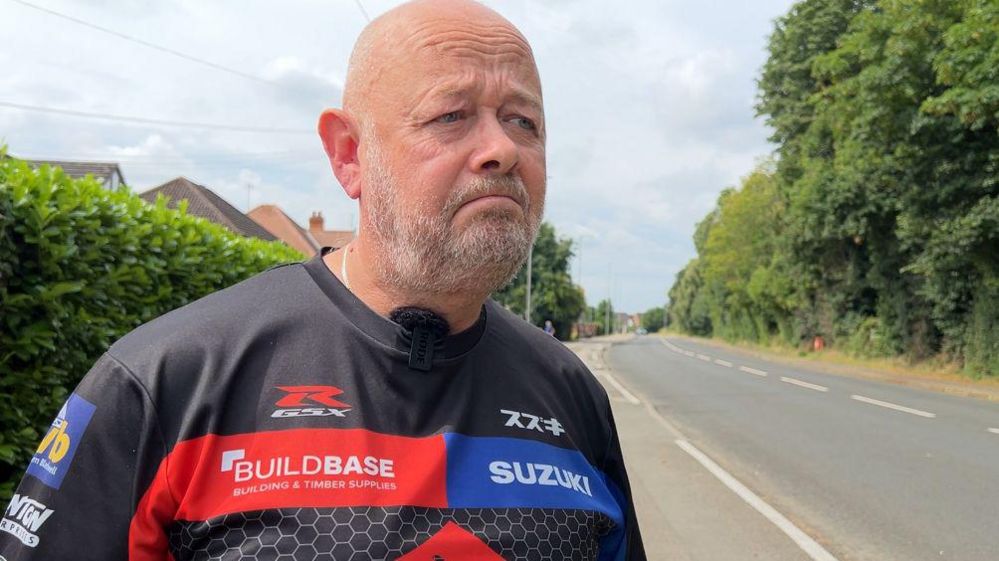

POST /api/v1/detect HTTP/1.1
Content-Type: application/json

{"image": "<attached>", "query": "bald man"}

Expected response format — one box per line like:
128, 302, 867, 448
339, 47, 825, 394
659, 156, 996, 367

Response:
0, 1, 645, 560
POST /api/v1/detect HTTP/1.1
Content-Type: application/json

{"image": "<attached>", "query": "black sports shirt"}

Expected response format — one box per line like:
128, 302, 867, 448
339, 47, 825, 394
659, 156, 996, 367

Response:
1, 252, 646, 561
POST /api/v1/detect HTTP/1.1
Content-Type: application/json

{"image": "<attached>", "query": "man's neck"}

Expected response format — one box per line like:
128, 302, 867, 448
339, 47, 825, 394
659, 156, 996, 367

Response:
321, 241, 487, 334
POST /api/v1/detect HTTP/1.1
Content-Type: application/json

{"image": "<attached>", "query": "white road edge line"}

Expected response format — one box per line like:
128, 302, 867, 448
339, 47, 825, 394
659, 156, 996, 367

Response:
675, 439, 840, 561
598, 371, 640, 405
684, 351, 696, 357
850, 395, 936, 418
987, 428, 999, 435
714, 359, 733, 367
696, 354, 712, 362
780, 377, 828, 392
738, 365, 768, 377
661, 340, 680, 352
634, 385, 838, 561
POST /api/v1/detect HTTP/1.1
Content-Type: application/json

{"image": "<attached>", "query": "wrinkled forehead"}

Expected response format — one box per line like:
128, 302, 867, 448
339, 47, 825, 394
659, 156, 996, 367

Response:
403, 16, 536, 70
354, 11, 543, 116
411, 25, 538, 103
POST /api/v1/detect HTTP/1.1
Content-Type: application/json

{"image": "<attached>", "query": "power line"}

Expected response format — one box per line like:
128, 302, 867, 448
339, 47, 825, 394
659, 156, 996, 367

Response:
0, 101, 314, 134
9, 0, 277, 87
18, 149, 314, 162
16, 151, 319, 167
353, 0, 371, 22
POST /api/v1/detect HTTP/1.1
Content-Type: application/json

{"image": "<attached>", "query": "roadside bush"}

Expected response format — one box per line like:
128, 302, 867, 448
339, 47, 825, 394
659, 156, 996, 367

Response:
965, 281, 999, 379
0, 154, 302, 500
844, 316, 895, 359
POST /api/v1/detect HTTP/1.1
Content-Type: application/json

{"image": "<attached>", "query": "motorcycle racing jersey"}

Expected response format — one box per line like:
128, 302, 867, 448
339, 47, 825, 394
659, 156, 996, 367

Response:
1, 251, 646, 561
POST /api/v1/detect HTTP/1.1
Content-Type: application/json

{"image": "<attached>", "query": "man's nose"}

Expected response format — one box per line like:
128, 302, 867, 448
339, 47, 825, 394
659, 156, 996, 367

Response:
470, 115, 519, 174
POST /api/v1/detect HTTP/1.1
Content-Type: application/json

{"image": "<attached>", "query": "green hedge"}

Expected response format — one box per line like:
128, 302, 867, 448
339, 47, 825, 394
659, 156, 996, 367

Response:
0, 154, 303, 499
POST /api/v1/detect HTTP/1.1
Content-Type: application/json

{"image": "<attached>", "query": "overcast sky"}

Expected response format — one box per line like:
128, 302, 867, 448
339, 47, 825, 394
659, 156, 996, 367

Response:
1, 0, 795, 313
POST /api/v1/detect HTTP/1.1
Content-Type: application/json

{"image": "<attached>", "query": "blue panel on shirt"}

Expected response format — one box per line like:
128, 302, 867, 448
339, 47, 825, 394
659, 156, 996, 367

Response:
444, 433, 625, 527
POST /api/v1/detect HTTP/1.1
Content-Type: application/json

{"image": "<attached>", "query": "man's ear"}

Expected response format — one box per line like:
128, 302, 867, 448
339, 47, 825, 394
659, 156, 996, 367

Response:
318, 109, 362, 199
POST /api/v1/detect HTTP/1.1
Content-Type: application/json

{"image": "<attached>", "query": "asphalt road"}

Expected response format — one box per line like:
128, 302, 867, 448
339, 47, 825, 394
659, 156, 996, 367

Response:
606, 335, 999, 561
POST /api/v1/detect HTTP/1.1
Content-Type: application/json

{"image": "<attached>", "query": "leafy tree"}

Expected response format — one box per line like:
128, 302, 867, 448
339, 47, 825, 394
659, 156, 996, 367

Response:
756, 0, 881, 349
807, 0, 996, 359
667, 260, 711, 336
594, 299, 615, 336
640, 307, 665, 333
702, 165, 790, 342
492, 222, 585, 339
672, 0, 999, 376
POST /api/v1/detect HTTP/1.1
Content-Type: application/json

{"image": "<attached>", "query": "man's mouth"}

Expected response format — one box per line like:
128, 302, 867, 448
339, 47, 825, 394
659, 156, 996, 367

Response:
447, 177, 529, 219
467, 193, 520, 205
459, 193, 523, 212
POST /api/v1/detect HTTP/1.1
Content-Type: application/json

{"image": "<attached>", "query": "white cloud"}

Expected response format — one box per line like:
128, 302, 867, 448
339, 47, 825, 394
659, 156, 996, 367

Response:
1, 0, 795, 312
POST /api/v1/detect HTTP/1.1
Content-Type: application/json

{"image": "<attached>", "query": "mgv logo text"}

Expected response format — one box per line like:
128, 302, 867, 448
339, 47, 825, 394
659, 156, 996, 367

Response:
271, 385, 351, 418
1, 495, 54, 548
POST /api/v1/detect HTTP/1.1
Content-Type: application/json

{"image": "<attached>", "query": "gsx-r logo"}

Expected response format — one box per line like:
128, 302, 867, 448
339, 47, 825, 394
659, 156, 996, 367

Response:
271, 385, 352, 418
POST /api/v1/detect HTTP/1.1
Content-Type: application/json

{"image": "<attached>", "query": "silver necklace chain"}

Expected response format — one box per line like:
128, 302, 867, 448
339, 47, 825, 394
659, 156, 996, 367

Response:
339, 244, 351, 291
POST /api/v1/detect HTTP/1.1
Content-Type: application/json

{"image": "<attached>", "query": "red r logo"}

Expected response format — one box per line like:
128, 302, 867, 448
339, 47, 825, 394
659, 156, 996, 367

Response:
275, 386, 350, 408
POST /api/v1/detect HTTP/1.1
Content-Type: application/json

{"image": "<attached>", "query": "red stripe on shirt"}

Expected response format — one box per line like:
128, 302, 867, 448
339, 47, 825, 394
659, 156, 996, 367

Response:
128, 428, 447, 559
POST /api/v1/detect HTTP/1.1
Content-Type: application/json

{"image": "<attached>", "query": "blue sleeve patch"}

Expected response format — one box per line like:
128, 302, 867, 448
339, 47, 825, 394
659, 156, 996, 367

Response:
26, 393, 97, 489
444, 433, 625, 527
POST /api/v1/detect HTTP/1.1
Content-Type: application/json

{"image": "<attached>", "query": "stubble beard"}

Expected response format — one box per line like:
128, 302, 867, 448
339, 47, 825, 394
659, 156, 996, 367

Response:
363, 145, 543, 296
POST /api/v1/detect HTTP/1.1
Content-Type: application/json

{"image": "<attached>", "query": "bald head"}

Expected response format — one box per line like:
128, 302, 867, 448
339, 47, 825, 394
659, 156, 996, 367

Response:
343, 0, 539, 129
317, 0, 547, 315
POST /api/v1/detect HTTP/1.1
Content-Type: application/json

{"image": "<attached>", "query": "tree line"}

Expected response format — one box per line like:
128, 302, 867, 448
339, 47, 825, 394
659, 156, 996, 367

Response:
667, 0, 999, 376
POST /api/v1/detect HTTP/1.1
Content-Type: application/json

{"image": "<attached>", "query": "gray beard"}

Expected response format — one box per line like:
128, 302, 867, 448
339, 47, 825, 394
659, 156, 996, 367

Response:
362, 148, 543, 296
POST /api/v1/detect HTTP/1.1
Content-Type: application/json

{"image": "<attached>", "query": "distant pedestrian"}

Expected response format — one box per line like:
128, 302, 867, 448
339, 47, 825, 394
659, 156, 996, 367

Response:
544, 319, 556, 337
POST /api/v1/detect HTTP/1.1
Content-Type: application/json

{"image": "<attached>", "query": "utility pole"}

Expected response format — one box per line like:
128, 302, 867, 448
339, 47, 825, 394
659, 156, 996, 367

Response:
605, 263, 612, 335
665, 294, 669, 332
577, 249, 582, 285
524, 247, 533, 324
574, 237, 584, 284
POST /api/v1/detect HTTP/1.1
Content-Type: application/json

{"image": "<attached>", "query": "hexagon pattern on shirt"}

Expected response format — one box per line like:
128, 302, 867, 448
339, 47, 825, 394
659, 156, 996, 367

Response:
168, 506, 615, 561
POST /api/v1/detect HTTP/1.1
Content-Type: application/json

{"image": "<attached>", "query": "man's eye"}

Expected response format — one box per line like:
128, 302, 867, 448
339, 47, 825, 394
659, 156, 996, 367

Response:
510, 116, 536, 131
436, 111, 462, 124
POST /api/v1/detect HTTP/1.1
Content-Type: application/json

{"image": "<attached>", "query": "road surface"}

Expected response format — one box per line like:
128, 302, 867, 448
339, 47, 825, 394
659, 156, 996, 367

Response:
590, 335, 999, 561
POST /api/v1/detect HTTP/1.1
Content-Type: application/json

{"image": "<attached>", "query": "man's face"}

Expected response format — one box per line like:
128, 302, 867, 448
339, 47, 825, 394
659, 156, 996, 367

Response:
358, 20, 546, 295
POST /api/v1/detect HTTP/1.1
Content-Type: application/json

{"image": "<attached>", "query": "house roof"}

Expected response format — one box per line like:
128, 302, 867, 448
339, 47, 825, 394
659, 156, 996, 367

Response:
139, 177, 276, 241
248, 204, 320, 255
24, 159, 126, 187
311, 229, 355, 249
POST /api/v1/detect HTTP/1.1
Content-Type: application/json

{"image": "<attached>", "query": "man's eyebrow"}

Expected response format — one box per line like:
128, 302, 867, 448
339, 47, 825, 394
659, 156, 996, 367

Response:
507, 88, 544, 113
427, 83, 543, 113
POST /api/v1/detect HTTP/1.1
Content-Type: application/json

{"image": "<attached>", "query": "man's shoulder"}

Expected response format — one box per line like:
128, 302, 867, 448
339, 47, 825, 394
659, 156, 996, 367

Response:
484, 303, 612, 442
107, 261, 312, 370
484, 301, 593, 375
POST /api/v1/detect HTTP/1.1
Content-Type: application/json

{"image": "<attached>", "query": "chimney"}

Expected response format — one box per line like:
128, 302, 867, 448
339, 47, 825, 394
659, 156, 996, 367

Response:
309, 211, 324, 232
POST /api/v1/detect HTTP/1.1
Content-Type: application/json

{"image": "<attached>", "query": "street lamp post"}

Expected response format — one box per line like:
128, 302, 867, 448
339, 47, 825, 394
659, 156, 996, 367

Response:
524, 247, 533, 324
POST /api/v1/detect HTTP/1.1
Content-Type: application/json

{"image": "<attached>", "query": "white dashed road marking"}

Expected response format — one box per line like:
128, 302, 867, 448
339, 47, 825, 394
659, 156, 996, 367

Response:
739, 366, 768, 377
780, 377, 828, 392
851, 395, 936, 418
675, 440, 841, 561
988, 428, 999, 435
696, 354, 712, 362
714, 359, 733, 367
